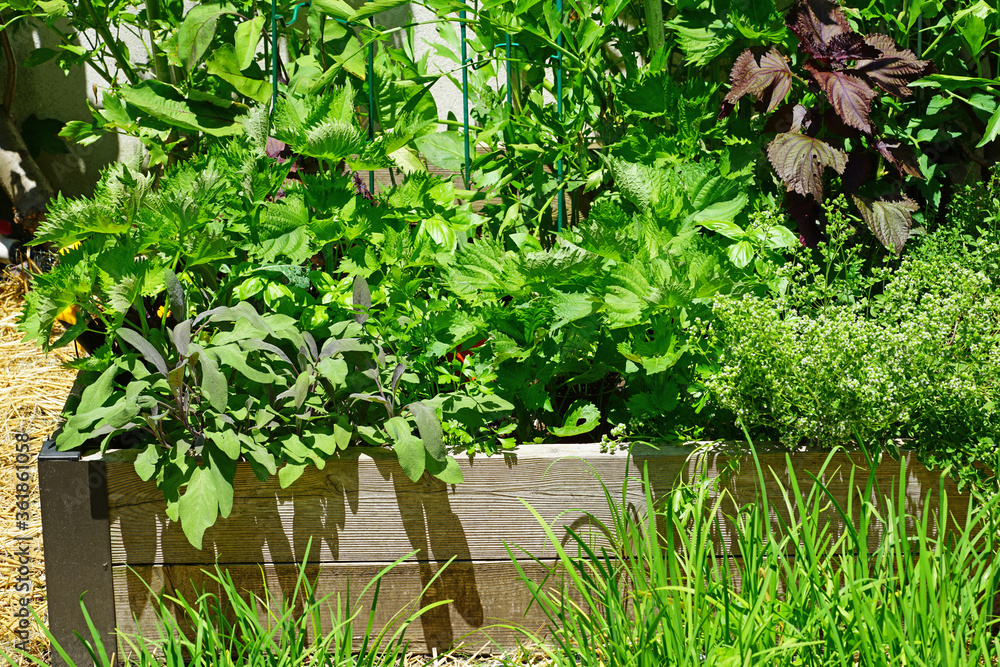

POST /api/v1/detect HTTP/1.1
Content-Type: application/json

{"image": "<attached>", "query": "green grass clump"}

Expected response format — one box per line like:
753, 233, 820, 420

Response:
5, 542, 450, 667
510, 445, 1000, 666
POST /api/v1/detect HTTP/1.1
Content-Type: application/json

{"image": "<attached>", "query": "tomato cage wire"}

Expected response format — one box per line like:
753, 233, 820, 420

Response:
266, 1, 566, 232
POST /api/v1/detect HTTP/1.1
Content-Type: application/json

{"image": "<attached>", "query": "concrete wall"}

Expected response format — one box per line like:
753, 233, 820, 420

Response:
3, 5, 477, 200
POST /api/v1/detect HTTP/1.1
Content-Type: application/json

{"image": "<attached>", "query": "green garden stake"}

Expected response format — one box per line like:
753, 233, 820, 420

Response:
271, 0, 279, 113
555, 0, 564, 232
368, 40, 376, 193
460, 10, 471, 186
505, 34, 512, 111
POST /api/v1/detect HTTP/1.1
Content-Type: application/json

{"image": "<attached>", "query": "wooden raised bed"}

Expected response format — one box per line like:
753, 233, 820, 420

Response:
39, 441, 964, 667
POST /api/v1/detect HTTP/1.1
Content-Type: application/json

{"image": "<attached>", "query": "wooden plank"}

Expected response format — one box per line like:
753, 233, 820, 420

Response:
38, 452, 117, 667
104, 445, 965, 566
112, 559, 572, 658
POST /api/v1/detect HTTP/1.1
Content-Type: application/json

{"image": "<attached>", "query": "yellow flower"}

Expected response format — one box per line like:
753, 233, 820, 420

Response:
157, 305, 170, 319
55, 304, 78, 326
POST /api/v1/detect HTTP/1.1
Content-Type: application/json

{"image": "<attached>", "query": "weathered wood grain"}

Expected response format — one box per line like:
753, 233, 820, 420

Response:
104, 444, 965, 567
111, 559, 569, 658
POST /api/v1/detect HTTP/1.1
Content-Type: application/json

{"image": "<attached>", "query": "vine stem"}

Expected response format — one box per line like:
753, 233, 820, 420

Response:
79, 0, 139, 84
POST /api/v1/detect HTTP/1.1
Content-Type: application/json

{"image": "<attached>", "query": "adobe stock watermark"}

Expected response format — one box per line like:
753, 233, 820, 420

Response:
11, 430, 35, 653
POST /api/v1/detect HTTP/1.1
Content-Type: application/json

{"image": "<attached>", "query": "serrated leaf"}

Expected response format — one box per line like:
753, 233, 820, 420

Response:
805, 65, 876, 134
723, 48, 792, 113
875, 139, 923, 178
386, 416, 425, 482
407, 401, 445, 462
856, 34, 933, 98
786, 0, 851, 59
551, 290, 598, 329
852, 195, 919, 255
767, 132, 847, 200
550, 400, 601, 438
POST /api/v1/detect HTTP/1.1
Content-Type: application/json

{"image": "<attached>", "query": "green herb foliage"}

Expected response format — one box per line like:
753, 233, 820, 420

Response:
709, 175, 1000, 489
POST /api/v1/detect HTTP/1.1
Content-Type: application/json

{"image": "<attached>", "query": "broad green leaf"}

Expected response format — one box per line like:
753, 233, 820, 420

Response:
207, 44, 271, 104
245, 441, 278, 478
551, 290, 598, 330
407, 401, 445, 462
134, 444, 159, 481
317, 356, 349, 385
311, 0, 354, 20
726, 240, 754, 268
350, 0, 410, 21
163, 269, 186, 321
117, 328, 169, 376
198, 349, 229, 411
425, 453, 464, 484
698, 219, 746, 239
353, 275, 371, 324
76, 365, 119, 414
178, 4, 236, 69
177, 457, 234, 550
976, 106, 1000, 148
385, 416, 425, 482
550, 400, 601, 437
414, 132, 466, 172
234, 16, 266, 70
208, 429, 241, 460
120, 81, 246, 137
278, 462, 307, 488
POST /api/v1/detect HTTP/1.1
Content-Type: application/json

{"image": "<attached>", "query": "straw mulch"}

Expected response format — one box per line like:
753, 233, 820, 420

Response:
0, 272, 78, 666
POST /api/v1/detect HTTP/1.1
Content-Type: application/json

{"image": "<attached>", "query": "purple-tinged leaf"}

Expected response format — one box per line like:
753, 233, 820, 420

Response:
804, 64, 877, 134
853, 194, 919, 254
826, 33, 881, 63
875, 139, 923, 178
265, 137, 291, 160
855, 34, 933, 98
722, 48, 793, 115
767, 132, 848, 200
787, 0, 851, 59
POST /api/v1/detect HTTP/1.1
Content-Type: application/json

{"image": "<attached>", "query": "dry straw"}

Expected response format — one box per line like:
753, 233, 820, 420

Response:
0, 271, 77, 666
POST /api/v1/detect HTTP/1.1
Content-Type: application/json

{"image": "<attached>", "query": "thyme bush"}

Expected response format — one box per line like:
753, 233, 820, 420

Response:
709, 176, 1000, 488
